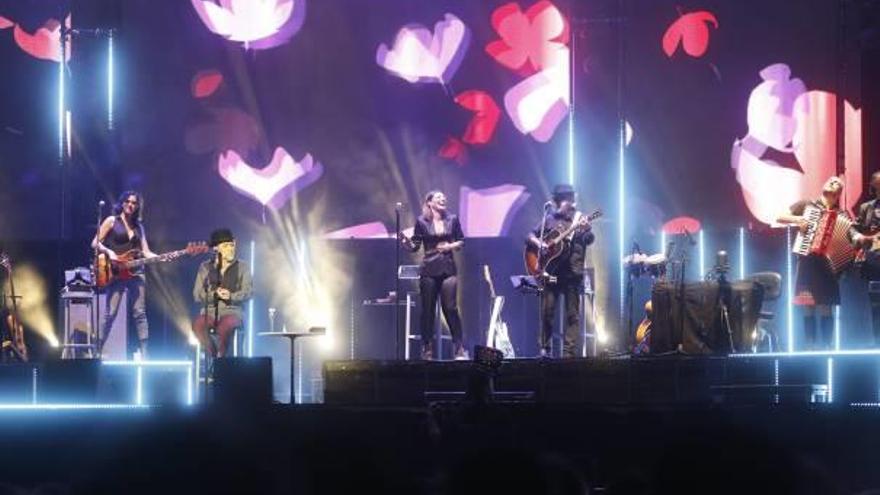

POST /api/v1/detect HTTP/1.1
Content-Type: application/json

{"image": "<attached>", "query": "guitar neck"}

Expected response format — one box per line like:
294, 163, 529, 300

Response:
482, 265, 497, 299
123, 249, 185, 269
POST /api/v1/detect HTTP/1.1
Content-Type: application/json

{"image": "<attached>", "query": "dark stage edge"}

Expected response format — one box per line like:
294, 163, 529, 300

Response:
323, 354, 880, 407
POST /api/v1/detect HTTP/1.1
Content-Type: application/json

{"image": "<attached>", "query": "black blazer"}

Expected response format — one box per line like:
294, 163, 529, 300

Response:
409, 214, 464, 277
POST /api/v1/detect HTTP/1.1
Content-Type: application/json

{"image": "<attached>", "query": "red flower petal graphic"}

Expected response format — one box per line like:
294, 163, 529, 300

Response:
438, 136, 468, 165
191, 70, 224, 98
455, 90, 500, 146
662, 11, 718, 58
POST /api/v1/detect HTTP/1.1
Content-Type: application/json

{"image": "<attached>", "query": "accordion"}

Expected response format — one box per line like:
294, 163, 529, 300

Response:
792, 205, 856, 274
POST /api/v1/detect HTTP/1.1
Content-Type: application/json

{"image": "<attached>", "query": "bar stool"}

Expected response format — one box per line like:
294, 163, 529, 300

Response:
405, 297, 453, 360
60, 286, 98, 359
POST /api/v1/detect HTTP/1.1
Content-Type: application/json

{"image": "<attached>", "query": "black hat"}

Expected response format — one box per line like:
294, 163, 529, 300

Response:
209, 228, 235, 247
552, 184, 576, 200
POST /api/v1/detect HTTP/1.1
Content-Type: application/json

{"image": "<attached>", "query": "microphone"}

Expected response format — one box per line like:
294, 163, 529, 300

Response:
632, 240, 642, 254
682, 227, 697, 246
395, 202, 403, 210
98, 200, 105, 207
543, 200, 555, 209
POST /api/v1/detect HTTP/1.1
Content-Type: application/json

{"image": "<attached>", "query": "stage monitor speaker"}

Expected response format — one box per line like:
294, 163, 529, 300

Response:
38, 359, 101, 404
213, 357, 273, 407
651, 280, 763, 354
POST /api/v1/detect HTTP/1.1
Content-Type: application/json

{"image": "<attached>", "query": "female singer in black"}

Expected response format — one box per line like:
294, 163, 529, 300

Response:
401, 191, 467, 360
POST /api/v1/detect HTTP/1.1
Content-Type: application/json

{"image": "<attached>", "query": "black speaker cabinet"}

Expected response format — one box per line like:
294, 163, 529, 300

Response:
212, 357, 273, 407
38, 359, 101, 404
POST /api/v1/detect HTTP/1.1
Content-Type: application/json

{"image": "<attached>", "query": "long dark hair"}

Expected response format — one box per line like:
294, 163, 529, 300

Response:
113, 190, 144, 228
421, 190, 447, 221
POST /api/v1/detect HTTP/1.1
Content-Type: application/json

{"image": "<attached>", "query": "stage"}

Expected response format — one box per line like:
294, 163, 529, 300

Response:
324, 352, 880, 407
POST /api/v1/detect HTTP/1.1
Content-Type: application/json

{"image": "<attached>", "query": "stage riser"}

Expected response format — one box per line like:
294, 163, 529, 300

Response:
324, 356, 880, 406
0, 362, 192, 406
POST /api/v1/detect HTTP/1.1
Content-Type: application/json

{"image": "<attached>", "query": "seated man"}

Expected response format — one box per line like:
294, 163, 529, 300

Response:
192, 228, 253, 358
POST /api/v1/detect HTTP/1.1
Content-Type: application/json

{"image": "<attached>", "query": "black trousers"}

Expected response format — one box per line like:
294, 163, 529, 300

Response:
540, 278, 581, 357
419, 274, 463, 346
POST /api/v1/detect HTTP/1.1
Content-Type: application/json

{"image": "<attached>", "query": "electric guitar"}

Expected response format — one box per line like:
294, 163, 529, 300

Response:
482, 265, 515, 358
0, 253, 27, 362
94, 242, 209, 288
524, 209, 602, 285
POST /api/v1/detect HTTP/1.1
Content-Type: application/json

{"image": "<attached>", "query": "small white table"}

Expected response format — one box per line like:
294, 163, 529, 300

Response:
258, 329, 325, 403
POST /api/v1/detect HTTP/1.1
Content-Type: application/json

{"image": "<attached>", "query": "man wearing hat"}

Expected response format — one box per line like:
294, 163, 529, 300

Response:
192, 228, 253, 359
527, 184, 595, 358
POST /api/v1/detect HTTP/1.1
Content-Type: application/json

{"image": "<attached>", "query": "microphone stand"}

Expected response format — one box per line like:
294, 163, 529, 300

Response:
395, 204, 401, 360
92, 202, 104, 358
201, 263, 211, 402
536, 203, 551, 355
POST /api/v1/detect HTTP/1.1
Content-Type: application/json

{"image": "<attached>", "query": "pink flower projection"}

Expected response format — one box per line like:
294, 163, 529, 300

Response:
485, 1, 569, 76
191, 70, 224, 98
662, 11, 718, 58
323, 222, 391, 240
217, 147, 323, 209
485, 1, 571, 143
459, 184, 530, 237
376, 13, 470, 84
191, 0, 306, 50
731, 63, 863, 226
662, 216, 701, 235
6, 15, 71, 62
503, 52, 569, 142
322, 223, 415, 240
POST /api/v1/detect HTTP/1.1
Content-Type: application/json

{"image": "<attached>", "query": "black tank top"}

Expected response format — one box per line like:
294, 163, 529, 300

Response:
104, 216, 141, 255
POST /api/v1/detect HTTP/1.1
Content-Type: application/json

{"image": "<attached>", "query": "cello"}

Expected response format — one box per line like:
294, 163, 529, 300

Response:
0, 253, 27, 362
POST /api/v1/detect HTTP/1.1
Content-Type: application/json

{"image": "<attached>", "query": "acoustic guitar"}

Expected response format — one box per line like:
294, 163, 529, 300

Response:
524, 209, 602, 285
633, 300, 652, 355
482, 265, 515, 358
95, 242, 209, 288
0, 253, 27, 362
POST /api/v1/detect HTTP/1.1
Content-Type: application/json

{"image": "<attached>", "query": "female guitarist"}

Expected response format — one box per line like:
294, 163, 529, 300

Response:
526, 184, 595, 358
92, 190, 157, 358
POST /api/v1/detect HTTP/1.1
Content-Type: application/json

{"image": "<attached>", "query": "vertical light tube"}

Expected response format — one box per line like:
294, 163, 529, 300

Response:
618, 119, 626, 325
58, 44, 65, 163
660, 230, 667, 255
786, 227, 794, 353
567, 39, 575, 186
135, 365, 143, 405
186, 364, 193, 406
827, 358, 834, 403
698, 230, 705, 279
107, 32, 114, 130
65, 111, 72, 158
247, 240, 256, 357
834, 305, 841, 351
739, 226, 746, 279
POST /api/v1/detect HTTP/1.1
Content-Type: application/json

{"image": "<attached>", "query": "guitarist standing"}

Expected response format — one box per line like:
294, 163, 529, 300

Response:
527, 184, 595, 358
855, 171, 880, 346
92, 191, 157, 358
